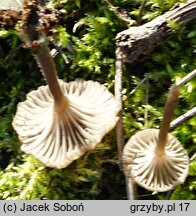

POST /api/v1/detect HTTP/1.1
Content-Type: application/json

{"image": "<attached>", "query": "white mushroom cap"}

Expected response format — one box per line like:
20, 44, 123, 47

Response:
12, 79, 119, 169
122, 129, 189, 192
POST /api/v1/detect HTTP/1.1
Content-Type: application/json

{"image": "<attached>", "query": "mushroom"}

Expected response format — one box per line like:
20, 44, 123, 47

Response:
122, 85, 189, 192
12, 37, 119, 168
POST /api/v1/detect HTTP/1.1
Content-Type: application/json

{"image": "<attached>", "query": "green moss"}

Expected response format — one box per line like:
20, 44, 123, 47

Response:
0, 0, 195, 199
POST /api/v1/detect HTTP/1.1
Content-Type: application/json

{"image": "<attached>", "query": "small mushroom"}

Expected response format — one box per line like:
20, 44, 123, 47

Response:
123, 129, 189, 192
12, 29, 119, 168
13, 79, 119, 169
122, 85, 189, 192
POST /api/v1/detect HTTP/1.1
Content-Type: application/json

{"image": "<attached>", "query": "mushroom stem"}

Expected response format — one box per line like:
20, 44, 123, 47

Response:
33, 43, 68, 107
156, 85, 180, 155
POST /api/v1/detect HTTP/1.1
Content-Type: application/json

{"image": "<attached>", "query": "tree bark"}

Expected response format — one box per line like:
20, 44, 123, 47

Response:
116, 0, 196, 64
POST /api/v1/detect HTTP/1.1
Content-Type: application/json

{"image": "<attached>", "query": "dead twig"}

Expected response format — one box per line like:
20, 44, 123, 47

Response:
115, 48, 124, 167
176, 69, 196, 87
170, 107, 196, 130
102, 0, 133, 27
137, 0, 147, 25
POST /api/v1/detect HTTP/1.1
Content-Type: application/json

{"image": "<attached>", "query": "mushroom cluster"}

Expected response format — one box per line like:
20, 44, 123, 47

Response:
13, 79, 119, 169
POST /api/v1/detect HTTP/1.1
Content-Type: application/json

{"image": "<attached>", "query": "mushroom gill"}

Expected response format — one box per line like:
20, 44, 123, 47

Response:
122, 85, 189, 192
12, 79, 119, 169
122, 129, 189, 192
11, 10, 119, 169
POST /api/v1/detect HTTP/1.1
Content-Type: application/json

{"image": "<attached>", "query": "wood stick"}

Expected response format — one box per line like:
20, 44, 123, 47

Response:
176, 69, 196, 87
170, 106, 196, 130
116, 0, 196, 64
115, 48, 124, 166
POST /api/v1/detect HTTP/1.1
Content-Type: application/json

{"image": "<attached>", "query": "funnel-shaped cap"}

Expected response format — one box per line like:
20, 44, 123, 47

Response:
122, 129, 189, 192
12, 79, 119, 168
